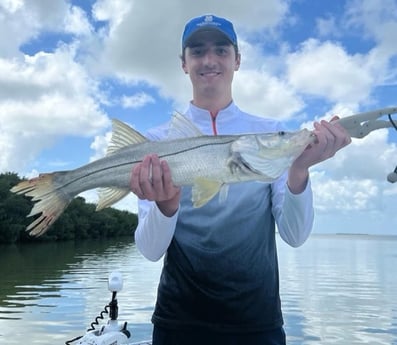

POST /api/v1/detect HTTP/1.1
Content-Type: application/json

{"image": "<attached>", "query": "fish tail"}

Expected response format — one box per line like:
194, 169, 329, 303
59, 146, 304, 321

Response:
11, 173, 72, 236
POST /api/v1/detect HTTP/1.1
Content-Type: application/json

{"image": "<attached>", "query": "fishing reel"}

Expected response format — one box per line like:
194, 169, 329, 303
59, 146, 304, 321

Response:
67, 271, 131, 345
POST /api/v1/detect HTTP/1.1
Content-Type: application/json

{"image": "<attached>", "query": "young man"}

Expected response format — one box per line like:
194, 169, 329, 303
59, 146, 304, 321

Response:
130, 14, 351, 345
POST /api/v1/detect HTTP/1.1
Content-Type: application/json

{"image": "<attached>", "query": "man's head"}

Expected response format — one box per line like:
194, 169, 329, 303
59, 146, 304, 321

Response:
181, 14, 238, 61
180, 14, 241, 107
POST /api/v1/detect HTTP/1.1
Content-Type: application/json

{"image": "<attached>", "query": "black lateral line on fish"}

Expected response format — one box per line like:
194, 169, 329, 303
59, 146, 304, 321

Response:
35, 138, 237, 198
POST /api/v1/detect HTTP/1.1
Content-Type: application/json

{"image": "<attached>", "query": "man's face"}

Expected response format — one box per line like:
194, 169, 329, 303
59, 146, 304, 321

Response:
182, 31, 240, 97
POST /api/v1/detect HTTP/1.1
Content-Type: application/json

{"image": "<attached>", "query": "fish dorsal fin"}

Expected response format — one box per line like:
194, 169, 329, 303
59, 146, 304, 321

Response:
96, 187, 130, 210
167, 111, 203, 140
191, 178, 223, 208
107, 119, 148, 155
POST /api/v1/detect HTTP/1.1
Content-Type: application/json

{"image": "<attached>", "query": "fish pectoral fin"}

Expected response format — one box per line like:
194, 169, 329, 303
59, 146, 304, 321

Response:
191, 178, 223, 208
97, 187, 130, 210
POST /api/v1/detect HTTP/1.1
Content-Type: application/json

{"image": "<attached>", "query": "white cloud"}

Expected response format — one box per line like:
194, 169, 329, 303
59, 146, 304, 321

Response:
286, 39, 373, 103
121, 92, 155, 109
233, 70, 303, 119
344, 0, 397, 43
344, 0, 397, 84
0, 0, 73, 56
316, 15, 339, 38
90, 131, 112, 162
64, 5, 93, 36
312, 173, 381, 212
0, 0, 24, 13
313, 129, 396, 180
0, 45, 109, 172
92, 0, 132, 26
309, 127, 397, 234
86, 0, 291, 99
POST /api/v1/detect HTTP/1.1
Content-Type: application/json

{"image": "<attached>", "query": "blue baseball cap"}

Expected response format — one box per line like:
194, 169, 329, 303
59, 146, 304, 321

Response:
182, 14, 238, 49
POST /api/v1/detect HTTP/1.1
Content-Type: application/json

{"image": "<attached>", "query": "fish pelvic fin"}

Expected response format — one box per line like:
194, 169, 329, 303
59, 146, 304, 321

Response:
106, 119, 148, 155
10, 173, 72, 236
218, 184, 230, 204
97, 187, 130, 211
192, 178, 223, 208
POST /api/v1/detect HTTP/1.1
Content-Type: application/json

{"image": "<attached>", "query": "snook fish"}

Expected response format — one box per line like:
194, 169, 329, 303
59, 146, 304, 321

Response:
11, 112, 316, 236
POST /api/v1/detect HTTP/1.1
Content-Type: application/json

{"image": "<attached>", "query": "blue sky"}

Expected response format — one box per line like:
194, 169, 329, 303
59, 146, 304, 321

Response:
1, 0, 396, 235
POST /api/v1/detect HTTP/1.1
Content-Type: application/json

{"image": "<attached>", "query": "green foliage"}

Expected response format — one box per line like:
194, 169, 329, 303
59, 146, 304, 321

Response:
0, 172, 138, 244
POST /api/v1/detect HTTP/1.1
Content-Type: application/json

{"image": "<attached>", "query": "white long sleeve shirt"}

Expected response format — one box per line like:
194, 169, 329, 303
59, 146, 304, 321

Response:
135, 102, 314, 261
134, 101, 315, 332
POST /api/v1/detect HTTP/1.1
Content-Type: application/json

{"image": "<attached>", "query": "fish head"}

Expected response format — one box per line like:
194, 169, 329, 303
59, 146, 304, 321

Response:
230, 129, 316, 180
255, 129, 315, 157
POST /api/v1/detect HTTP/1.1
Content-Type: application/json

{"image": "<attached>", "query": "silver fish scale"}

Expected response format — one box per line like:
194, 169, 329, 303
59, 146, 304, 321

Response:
52, 135, 239, 196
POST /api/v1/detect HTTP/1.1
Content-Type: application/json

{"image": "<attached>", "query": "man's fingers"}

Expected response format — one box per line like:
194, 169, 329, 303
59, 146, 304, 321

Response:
151, 155, 164, 190
130, 154, 180, 203
315, 120, 351, 160
139, 155, 152, 183
322, 119, 352, 148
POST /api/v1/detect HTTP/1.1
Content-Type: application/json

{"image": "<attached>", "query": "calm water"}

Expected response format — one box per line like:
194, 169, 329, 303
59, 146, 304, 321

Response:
0, 235, 396, 345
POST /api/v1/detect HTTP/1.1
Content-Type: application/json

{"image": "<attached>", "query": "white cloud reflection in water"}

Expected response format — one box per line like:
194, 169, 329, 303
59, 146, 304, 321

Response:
0, 235, 396, 344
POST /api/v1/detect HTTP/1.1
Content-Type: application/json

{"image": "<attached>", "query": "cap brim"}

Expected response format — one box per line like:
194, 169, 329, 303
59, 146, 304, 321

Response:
183, 28, 233, 48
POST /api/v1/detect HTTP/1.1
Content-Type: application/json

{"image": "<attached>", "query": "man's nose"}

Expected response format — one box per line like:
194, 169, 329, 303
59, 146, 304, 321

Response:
202, 51, 217, 66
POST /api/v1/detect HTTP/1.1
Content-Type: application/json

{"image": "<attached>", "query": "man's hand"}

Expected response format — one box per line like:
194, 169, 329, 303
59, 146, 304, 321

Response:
288, 116, 352, 194
130, 154, 181, 217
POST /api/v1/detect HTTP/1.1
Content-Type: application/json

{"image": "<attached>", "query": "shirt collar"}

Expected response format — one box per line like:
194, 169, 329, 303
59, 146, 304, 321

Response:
185, 101, 240, 134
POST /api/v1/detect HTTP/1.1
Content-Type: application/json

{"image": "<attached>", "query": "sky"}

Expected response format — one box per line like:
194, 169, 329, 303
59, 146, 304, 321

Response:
0, 0, 397, 235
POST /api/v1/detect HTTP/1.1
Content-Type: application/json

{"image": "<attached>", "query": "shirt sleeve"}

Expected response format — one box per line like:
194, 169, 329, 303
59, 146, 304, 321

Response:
271, 172, 314, 247
134, 199, 179, 262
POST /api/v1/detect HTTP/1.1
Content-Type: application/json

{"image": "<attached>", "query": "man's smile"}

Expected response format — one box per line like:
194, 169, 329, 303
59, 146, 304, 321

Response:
199, 71, 221, 77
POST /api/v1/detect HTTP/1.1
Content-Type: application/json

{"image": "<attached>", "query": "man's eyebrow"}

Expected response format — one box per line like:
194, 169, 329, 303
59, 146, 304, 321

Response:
187, 42, 205, 48
214, 40, 232, 46
188, 40, 232, 48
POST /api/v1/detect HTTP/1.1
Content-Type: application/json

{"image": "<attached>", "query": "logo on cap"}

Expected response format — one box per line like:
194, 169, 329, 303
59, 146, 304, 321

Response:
182, 14, 238, 49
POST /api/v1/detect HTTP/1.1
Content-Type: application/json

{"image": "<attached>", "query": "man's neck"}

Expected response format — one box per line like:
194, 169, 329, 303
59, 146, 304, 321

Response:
192, 93, 233, 114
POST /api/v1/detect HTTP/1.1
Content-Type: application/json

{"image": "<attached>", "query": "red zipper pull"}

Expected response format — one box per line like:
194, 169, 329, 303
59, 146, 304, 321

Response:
210, 111, 218, 135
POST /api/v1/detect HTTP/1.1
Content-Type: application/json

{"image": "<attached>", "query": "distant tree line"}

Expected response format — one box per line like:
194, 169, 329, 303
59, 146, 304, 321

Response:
0, 172, 138, 244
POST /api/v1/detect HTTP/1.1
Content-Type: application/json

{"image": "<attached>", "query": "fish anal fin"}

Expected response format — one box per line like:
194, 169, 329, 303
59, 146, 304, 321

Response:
96, 187, 130, 210
191, 178, 222, 208
107, 119, 148, 155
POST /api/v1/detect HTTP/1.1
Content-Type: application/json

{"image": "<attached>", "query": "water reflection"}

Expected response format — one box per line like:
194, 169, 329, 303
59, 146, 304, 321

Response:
279, 234, 397, 345
0, 238, 162, 344
0, 235, 396, 344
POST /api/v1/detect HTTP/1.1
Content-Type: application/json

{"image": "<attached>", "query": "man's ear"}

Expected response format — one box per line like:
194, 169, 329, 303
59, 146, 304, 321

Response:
182, 61, 188, 74
235, 53, 241, 71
